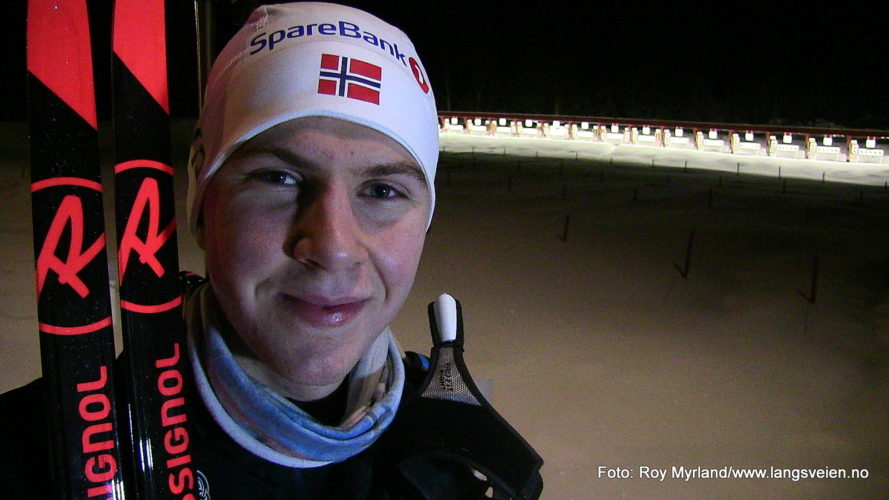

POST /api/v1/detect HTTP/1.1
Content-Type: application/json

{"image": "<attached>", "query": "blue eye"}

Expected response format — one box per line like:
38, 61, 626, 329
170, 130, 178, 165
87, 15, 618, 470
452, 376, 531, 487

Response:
251, 169, 298, 186
366, 183, 400, 199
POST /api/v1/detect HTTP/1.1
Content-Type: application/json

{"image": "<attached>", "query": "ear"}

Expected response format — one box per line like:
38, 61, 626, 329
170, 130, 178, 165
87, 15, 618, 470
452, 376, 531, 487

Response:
194, 214, 206, 249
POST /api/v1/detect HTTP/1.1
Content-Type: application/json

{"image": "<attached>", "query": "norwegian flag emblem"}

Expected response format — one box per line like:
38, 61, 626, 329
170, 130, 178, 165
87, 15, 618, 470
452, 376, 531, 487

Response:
318, 54, 382, 105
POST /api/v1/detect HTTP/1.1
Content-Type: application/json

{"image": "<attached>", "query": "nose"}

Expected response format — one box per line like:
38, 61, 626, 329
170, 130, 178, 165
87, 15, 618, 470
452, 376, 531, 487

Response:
289, 182, 368, 271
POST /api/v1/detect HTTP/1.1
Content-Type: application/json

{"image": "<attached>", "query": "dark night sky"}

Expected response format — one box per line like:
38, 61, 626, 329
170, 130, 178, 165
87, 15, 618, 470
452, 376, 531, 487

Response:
3, 1, 888, 129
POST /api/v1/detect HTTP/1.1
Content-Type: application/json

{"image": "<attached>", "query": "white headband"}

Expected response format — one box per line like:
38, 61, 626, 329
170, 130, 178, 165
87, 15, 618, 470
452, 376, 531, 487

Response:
187, 2, 439, 233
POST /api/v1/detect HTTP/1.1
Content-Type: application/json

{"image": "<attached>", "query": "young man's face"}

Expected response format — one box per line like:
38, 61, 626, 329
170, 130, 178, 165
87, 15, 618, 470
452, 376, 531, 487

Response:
199, 116, 430, 400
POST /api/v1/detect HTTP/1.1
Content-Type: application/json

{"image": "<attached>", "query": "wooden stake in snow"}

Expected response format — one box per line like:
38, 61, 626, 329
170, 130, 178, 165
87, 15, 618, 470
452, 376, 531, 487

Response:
674, 230, 694, 279
798, 255, 819, 304
560, 214, 570, 242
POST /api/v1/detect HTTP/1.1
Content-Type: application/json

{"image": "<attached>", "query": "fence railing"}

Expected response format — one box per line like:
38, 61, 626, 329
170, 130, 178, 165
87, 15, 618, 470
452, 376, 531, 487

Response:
438, 112, 889, 164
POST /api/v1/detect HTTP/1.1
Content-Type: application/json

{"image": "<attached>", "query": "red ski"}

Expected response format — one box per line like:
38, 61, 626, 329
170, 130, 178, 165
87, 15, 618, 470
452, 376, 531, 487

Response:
112, 0, 197, 498
27, 0, 127, 498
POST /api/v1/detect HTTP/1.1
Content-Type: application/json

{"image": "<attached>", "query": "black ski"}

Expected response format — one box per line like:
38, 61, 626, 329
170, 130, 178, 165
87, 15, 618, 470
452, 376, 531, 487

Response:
111, 0, 197, 498
26, 0, 127, 498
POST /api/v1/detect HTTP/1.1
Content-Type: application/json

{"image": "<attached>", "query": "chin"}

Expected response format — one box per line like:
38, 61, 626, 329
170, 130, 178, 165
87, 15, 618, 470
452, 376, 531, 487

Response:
268, 331, 373, 385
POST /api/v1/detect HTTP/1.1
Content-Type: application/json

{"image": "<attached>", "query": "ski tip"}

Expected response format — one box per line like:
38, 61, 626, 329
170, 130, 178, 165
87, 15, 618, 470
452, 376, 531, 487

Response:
433, 293, 458, 343
27, 0, 98, 130
112, 0, 170, 113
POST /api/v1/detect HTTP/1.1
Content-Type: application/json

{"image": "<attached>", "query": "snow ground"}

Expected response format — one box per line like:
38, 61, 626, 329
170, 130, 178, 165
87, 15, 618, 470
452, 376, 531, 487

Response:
2, 122, 888, 498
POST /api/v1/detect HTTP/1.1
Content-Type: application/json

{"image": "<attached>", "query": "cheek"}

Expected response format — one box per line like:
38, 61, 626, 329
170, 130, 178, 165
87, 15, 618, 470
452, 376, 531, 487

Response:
202, 190, 286, 290
376, 223, 427, 294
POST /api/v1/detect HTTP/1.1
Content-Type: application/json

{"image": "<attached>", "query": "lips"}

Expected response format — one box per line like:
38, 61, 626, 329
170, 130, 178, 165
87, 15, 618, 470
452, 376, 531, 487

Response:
281, 294, 368, 328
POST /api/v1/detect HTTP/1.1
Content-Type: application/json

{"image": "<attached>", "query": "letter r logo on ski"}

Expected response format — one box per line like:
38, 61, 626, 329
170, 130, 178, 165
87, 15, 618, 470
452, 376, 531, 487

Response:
34, 191, 105, 299
118, 177, 176, 284
317, 53, 382, 104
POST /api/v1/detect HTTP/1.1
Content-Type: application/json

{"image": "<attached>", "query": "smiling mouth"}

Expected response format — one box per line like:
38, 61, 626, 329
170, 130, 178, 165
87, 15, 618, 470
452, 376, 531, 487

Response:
282, 295, 368, 328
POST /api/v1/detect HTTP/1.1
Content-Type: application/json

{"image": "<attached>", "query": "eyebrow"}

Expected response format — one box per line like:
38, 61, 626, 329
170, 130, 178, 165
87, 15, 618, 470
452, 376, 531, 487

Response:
233, 145, 428, 188
359, 162, 428, 188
